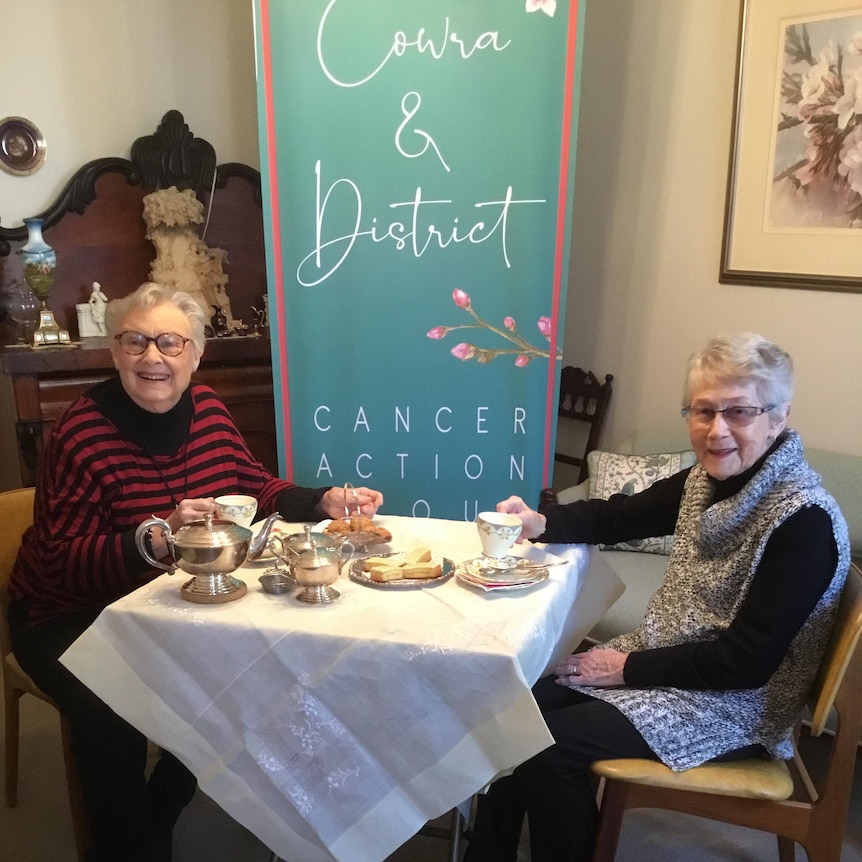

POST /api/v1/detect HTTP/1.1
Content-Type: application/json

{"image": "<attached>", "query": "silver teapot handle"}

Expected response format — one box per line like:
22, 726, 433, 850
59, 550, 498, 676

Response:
135, 517, 177, 574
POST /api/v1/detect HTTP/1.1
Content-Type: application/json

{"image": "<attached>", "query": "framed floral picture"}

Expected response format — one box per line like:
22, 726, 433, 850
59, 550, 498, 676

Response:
720, 0, 862, 293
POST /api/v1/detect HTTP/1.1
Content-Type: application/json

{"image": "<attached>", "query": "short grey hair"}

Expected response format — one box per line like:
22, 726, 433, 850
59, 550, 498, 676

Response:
682, 332, 793, 417
105, 282, 206, 354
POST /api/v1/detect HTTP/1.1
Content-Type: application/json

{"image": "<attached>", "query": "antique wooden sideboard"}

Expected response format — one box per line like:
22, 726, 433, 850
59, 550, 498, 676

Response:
0, 111, 278, 486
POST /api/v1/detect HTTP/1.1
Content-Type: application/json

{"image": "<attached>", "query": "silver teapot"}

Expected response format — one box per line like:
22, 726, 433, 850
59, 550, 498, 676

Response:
136, 512, 264, 603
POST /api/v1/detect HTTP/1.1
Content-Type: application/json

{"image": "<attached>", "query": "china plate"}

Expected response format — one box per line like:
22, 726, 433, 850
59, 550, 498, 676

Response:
455, 558, 550, 592
349, 552, 454, 590
0, 116, 47, 176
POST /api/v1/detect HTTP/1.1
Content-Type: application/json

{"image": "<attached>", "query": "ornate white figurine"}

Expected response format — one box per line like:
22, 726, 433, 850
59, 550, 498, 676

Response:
88, 282, 108, 334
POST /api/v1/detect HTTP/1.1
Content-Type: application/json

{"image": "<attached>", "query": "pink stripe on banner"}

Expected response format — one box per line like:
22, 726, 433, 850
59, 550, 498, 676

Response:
542, 0, 580, 486
259, 0, 294, 480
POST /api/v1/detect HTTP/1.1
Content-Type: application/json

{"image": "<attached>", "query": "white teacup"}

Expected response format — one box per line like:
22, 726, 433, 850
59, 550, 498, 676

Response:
215, 495, 258, 528
476, 511, 523, 563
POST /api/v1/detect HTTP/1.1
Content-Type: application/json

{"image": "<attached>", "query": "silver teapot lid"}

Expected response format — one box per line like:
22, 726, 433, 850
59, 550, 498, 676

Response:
173, 513, 252, 548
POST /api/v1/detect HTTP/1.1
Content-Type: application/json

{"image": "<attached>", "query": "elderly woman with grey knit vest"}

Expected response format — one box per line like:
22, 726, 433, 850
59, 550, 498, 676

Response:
463, 332, 851, 862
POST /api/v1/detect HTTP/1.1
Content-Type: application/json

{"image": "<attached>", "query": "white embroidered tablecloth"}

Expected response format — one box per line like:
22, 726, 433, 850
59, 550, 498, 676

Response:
61, 515, 622, 862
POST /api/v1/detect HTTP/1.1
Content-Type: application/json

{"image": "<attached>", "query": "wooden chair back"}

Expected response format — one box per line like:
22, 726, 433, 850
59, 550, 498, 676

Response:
808, 562, 862, 734
0, 487, 36, 660
553, 366, 614, 485
0, 486, 88, 860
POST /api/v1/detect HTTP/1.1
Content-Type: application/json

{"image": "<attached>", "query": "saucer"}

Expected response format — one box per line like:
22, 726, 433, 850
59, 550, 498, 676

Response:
475, 555, 521, 570
456, 557, 550, 591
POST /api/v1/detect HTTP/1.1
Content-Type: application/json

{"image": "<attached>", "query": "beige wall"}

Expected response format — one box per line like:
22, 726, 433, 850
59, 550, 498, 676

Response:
0, 0, 259, 226
1, 0, 858, 491
565, 0, 862, 459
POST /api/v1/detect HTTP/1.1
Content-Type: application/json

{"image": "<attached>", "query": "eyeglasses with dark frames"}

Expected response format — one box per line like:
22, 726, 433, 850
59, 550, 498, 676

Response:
115, 331, 190, 357
680, 405, 775, 427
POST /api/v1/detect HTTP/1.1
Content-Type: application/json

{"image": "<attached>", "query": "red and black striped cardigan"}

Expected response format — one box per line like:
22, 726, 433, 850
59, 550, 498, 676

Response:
10, 382, 321, 624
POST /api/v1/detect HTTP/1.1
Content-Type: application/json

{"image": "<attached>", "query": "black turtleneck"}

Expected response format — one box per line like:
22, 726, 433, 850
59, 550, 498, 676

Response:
88, 377, 193, 455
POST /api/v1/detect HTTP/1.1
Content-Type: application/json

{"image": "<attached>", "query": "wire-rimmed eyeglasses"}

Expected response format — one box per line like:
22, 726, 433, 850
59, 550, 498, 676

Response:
115, 331, 190, 357
680, 405, 774, 427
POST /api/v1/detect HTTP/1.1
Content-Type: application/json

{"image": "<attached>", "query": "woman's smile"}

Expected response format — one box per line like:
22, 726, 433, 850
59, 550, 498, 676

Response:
113, 304, 200, 413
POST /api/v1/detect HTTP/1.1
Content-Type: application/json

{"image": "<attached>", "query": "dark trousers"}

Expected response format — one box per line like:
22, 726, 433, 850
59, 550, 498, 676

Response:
464, 676, 765, 862
464, 678, 657, 862
10, 607, 198, 862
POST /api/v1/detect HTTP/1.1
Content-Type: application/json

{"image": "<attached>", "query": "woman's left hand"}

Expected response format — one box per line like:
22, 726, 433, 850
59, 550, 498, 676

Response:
320, 486, 384, 520
553, 648, 628, 688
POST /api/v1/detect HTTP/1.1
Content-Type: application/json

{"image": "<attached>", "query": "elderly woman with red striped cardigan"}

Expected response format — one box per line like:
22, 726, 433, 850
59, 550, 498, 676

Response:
8, 282, 383, 862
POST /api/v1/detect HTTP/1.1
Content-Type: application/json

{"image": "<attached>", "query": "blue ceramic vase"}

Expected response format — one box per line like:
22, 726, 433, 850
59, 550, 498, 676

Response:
21, 217, 56, 303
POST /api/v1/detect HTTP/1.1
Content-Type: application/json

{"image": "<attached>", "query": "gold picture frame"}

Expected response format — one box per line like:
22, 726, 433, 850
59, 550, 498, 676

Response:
720, 0, 862, 293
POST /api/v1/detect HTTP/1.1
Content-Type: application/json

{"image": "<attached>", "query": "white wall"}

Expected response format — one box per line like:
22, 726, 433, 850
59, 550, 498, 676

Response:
0, 0, 259, 227
565, 0, 862, 458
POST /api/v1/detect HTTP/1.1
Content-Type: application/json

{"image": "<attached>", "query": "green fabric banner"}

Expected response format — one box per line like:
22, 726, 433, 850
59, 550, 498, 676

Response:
255, 0, 584, 519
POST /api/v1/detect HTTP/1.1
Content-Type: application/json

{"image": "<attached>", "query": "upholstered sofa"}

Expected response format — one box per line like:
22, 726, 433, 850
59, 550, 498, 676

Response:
555, 428, 862, 644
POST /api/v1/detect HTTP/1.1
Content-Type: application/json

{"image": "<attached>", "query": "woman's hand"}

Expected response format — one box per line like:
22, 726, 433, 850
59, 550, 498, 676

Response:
319, 486, 384, 520
553, 648, 628, 688
495, 495, 547, 541
148, 497, 218, 559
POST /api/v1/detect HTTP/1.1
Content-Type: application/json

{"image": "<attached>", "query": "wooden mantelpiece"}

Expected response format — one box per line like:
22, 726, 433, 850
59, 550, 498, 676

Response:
1, 335, 278, 486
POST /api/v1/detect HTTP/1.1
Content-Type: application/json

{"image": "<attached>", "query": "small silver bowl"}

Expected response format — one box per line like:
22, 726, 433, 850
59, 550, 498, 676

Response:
259, 572, 293, 595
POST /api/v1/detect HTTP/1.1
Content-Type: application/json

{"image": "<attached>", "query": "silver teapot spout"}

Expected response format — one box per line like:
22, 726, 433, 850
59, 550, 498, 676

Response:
246, 512, 283, 561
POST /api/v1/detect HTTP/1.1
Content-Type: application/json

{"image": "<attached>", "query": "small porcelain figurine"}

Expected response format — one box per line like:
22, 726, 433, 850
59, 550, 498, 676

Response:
88, 282, 108, 335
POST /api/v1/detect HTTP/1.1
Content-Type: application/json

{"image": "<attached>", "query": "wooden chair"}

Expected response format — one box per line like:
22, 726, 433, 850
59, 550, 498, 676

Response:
539, 367, 614, 512
590, 562, 862, 862
552, 366, 614, 486
0, 487, 88, 861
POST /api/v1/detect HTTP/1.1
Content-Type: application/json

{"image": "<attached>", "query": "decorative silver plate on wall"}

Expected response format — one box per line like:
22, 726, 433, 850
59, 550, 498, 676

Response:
0, 117, 47, 176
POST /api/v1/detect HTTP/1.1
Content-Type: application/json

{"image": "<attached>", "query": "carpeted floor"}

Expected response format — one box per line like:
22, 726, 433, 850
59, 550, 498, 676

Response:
2, 688, 861, 862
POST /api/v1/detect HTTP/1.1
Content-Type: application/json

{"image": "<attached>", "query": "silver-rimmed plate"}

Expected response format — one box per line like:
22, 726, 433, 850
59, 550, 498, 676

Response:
349, 552, 454, 589
0, 117, 47, 176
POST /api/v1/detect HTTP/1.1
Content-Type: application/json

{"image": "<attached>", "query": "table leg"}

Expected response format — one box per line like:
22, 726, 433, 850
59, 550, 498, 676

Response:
447, 807, 465, 862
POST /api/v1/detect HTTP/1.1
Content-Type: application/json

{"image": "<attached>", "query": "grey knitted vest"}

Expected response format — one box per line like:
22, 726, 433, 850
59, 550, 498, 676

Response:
583, 430, 850, 770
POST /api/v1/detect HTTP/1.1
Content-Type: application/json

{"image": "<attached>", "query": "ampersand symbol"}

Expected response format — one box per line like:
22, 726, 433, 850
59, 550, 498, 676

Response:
395, 91, 451, 173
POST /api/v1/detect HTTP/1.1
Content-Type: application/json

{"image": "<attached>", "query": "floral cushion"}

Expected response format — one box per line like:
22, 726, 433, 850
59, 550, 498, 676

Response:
587, 449, 697, 554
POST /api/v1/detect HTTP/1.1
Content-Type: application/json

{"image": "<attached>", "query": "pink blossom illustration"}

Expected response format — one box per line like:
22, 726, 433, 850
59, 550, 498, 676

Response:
427, 288, 562, 366
772, 17, 862, 226
452, 289, 471, 309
